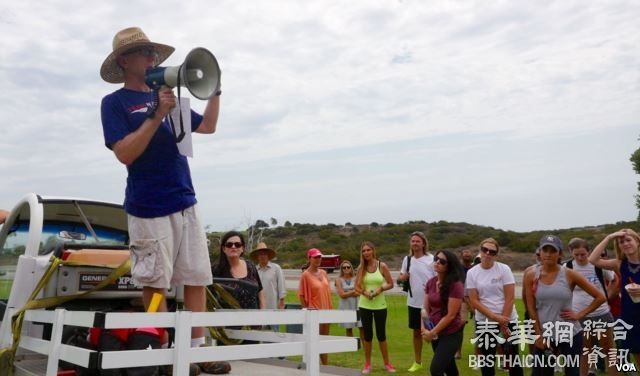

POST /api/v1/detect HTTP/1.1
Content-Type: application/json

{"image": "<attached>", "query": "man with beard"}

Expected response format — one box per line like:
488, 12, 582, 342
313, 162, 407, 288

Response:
398, 231, 436, 372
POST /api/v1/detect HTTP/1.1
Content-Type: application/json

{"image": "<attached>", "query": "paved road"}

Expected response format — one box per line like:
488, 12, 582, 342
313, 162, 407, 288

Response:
283, 269, 525, 298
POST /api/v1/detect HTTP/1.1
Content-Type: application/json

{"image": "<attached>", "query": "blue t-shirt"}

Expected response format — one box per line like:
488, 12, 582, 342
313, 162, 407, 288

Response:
100, 88, 203, 218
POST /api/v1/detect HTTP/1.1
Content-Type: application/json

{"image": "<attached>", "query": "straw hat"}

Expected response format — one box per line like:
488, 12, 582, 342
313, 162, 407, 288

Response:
249, 242, 276, 262
100, 27, 174, 84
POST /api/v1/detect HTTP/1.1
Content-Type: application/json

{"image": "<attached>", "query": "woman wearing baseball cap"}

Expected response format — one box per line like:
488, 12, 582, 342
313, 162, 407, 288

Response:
523, 235, 606, 376
298, 248, 333, 365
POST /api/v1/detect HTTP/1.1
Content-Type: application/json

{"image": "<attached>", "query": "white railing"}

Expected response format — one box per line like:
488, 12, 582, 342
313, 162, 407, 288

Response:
15, 308, 358, 376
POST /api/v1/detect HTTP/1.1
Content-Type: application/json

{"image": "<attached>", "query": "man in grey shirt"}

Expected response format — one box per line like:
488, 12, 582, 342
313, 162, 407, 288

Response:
251, 242, 287, 330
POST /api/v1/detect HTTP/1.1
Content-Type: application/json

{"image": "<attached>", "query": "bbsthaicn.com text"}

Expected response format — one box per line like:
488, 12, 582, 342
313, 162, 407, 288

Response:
469, 354, 579, 369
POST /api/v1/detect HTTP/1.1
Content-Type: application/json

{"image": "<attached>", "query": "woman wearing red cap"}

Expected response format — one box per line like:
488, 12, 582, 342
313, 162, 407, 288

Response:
298, 248, 333, 365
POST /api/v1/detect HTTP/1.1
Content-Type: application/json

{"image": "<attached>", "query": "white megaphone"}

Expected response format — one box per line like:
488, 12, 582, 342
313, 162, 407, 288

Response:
145, 47, 220, 100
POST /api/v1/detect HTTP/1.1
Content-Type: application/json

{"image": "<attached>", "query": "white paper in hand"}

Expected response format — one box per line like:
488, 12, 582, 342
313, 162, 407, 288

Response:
170, 97, 193, 158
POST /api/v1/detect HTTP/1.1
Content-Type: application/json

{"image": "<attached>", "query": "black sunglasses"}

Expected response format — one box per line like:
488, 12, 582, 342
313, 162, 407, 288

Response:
480, 246, 498, 256
122, 46, 158, 58
224, 241, 243, 249
342, 265, 352, 269
435, 257, 448, 266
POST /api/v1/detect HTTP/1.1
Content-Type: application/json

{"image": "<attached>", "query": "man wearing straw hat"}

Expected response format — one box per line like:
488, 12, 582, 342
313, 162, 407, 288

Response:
251, 242, 287, 331
99, 26, 221, 367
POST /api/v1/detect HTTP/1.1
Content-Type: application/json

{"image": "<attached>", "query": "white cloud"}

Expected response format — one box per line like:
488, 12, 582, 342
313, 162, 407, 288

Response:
0, 0, 638, 231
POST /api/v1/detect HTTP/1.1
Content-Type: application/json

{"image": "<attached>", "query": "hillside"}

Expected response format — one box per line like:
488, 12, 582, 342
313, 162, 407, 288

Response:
206, 219, 638, 271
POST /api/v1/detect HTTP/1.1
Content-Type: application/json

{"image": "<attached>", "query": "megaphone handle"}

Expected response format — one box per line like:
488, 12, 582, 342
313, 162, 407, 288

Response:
147, 89, 159, 119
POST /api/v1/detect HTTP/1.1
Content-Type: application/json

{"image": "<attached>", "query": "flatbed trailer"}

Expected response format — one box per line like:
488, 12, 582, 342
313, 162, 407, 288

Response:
9, 307, 357, 376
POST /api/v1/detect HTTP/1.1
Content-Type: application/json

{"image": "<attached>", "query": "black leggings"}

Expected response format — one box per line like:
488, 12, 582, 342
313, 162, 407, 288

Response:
430, 328, 464, 376
359, 307, 387, 342
531, 333, 582, 376
476, 321, 524, 376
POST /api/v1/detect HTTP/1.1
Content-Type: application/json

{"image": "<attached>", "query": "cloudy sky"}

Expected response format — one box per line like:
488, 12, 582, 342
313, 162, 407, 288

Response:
1, 1, 639, 232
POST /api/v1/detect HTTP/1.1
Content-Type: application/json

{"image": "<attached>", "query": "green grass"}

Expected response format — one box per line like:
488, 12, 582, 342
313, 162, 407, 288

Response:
284, 291, 538, 375
0, 280, 11, 300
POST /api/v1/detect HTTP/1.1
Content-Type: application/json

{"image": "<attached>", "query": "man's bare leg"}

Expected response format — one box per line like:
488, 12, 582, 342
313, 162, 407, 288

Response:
184, 285, 206, 339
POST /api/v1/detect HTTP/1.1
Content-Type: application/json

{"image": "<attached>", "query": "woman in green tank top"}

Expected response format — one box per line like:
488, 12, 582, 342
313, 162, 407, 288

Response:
355, 241, 396, 374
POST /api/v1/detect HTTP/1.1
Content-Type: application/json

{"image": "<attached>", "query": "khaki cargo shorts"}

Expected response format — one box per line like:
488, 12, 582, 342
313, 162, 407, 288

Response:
127, 205, 213, 289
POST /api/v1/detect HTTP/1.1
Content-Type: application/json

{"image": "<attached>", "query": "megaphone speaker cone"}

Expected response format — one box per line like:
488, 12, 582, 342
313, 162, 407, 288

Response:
182, 47, 220, 100
144, 47, 221, 100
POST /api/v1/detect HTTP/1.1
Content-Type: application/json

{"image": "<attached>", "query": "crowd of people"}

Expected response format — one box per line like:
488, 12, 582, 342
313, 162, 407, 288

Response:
94, 26, 640, 375
205, 229, 640, 376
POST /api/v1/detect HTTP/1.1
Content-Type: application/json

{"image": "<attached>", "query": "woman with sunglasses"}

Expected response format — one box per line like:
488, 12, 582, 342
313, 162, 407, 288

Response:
298, 248, 333, 365
466, 238, 523, 376
335, 260, 362, 338
523, 235, 606, 376
211, 231, 265, 310
355, 241, 396, 374
588, 228, 640, 368
421, 250, 465, 376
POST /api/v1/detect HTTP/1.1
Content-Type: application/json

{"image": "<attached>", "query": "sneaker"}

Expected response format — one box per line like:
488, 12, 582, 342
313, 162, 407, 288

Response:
362, 364, 372, 374
196, 344, 231, 374
384, 364, 396, 373
198, 361, 231, 374
408, 362, 423, 372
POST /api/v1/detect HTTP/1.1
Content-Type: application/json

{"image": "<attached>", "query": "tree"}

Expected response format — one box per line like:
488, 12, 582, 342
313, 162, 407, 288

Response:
284, 220, 292, 227
270, 217, 278, 227
632, 141, 640, 219
245, 219, 270, 253
254, 219, 269, 229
